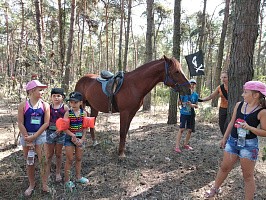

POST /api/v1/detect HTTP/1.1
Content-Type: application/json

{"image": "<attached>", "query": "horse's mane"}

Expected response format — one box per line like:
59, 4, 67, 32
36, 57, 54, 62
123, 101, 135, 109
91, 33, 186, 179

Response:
129, 57, 165, 73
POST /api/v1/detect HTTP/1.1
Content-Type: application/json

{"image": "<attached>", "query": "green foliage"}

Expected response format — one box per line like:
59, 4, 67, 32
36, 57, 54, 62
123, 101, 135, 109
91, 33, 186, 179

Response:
152, 85, 170, 104
198, 106, 216, 122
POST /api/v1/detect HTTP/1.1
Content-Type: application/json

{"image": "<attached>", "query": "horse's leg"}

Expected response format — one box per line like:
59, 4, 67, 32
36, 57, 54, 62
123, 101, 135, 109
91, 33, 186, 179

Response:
118, 111, 136, 157
90, 107, 99, 145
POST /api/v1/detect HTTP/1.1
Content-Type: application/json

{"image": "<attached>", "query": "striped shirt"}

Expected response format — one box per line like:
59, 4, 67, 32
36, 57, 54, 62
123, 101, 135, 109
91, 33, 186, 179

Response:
69, 109, 84, 134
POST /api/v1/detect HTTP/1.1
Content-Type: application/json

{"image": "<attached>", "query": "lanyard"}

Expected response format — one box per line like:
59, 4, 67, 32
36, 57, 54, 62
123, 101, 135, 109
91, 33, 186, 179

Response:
52, 104, 62, 123
28, 100, 40, 117
244, 103, 260, 122
72, 109, 82, 131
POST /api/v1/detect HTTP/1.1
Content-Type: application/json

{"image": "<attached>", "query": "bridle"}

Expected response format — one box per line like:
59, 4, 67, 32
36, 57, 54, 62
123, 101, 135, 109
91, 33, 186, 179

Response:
164, 61, 190, 92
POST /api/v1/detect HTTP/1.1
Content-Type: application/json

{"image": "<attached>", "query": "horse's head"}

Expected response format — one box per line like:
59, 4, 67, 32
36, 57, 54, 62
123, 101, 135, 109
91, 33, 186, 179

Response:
163, 55, 191, 95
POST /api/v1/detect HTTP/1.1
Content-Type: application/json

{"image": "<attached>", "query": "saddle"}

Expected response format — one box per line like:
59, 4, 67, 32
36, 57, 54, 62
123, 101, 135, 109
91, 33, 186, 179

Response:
98, 70, 124, 113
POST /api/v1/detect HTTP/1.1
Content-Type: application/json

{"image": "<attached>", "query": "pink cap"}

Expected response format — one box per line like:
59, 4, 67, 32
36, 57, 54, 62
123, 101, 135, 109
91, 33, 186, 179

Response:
26, 80, 48, 91
243, 81, 266, 96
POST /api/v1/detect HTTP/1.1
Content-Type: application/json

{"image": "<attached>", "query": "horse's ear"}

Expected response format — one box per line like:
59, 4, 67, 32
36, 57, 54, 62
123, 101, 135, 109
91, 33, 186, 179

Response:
164, 55, 172, 66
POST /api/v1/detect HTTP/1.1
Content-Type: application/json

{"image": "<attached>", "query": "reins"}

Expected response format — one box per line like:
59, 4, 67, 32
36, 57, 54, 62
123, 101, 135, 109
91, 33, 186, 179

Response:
164, 61, 190, 92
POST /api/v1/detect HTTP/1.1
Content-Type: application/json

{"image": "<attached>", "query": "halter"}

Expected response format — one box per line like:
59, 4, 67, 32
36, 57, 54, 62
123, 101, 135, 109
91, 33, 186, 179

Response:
164, 61, 190, 92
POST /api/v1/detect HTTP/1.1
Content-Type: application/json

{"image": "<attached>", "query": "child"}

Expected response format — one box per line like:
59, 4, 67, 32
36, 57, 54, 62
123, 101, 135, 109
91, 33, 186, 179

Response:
17, 80, 54, 196
63, 91, 89, 188
174, 79, 198, 153
46, 88, 69, 182
204, 81, 266, 199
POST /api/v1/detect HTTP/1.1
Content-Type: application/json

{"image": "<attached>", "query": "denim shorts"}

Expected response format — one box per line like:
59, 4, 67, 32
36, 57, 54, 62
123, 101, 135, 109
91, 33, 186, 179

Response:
180, 114, 192, 129
224, 135, 259, 161
64, 134, 85, 147
20, 131, 47, 146
46, 129, 66, 145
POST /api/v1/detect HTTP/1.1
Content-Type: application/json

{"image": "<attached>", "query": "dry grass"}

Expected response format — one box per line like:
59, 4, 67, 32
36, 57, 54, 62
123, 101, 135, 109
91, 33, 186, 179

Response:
0, 101, 265, 200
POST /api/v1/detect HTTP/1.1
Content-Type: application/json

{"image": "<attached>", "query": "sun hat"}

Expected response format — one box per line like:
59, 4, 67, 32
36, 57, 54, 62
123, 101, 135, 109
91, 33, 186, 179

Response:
51, 88, 65, 96
26, 80, 48, 91
243, 81, 266, 96
189, 78, 197, 84
67, 91, 83, 102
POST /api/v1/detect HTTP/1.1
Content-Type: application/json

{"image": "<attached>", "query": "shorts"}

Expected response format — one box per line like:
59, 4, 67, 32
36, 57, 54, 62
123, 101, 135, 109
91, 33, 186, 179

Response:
179, 114, 192, 129
224, 135, 259, 161
64, 134, 85, 147
46, 129, 66, 145
20, 131, 46, 146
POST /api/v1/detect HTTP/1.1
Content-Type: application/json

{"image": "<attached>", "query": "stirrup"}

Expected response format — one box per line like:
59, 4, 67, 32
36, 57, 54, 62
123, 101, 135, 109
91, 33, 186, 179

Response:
204, 186, 220, 198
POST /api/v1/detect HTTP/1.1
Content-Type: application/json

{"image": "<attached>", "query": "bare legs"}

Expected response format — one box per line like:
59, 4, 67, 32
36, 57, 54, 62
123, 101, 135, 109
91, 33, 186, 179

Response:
211, 151, 256, 200
23, 143, 51, 196
64, 146, 83, 182
175, 128, 192, 148
47, 143, 63, 181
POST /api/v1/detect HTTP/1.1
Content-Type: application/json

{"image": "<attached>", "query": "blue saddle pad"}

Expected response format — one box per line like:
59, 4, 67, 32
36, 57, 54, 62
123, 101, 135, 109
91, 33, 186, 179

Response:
96, 77, 124, 97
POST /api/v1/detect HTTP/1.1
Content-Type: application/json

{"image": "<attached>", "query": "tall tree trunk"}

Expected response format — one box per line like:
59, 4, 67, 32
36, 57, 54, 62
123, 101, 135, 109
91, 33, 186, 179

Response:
212, 0, 231, 107
131, 17, 137, 69
118, 0, 124, 71
89, 25, 95, 73
143, 0, 154, 111
63, 0, 76, 94
196, 0, 206, 96
123, 0, 132, 72
168, 0, 181, 124
227, 0, 260, 120
34, 0, 43, 54
58, 0, 65, 73
5, 1, 10, 77
14, 0, 25, 75
256, 0, 265, 76
101, 0, 109, 70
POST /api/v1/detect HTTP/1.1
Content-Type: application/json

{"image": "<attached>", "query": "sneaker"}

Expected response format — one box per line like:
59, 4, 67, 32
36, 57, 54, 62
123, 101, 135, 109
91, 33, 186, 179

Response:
93, 140, 99, 146
183, 145, 193, 150
174, 147, 181, 153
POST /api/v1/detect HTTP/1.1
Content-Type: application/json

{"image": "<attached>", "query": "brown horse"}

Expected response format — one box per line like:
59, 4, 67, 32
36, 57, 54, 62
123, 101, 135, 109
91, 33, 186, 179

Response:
75, 56, 191, 157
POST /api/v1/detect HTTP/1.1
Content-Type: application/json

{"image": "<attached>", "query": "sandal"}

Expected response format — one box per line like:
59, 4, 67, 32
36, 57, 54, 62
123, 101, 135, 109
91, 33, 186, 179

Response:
183, 145, 193, 150
65, 181, 75, 188
174, 147, 181, 153
76, 177, 88, 184
56, 174, 62, 182
24, 187, 35, 197
204, 186, 220, 198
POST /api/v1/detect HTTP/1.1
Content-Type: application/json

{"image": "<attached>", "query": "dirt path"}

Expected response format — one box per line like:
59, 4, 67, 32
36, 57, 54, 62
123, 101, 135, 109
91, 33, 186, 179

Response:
0, 101, 265, 199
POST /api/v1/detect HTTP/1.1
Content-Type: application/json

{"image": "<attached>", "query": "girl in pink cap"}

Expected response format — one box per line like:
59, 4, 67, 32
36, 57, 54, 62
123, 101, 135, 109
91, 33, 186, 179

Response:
205, 81, 266, 199
17, 80, 55, 197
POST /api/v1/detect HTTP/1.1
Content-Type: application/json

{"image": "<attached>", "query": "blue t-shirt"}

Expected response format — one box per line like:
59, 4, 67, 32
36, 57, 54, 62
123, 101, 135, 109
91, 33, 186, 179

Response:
180, 92, 198, 115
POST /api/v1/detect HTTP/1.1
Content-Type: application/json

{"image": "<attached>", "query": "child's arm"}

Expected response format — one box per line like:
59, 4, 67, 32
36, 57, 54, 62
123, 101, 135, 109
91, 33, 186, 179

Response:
220, 102, 240, 148
245, 109, 266, 137
79, 111, 88, 144
55, 104, 70, 134
187, 101, 198, 109
17, 101, 28, 137
62, 111, 75, 137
